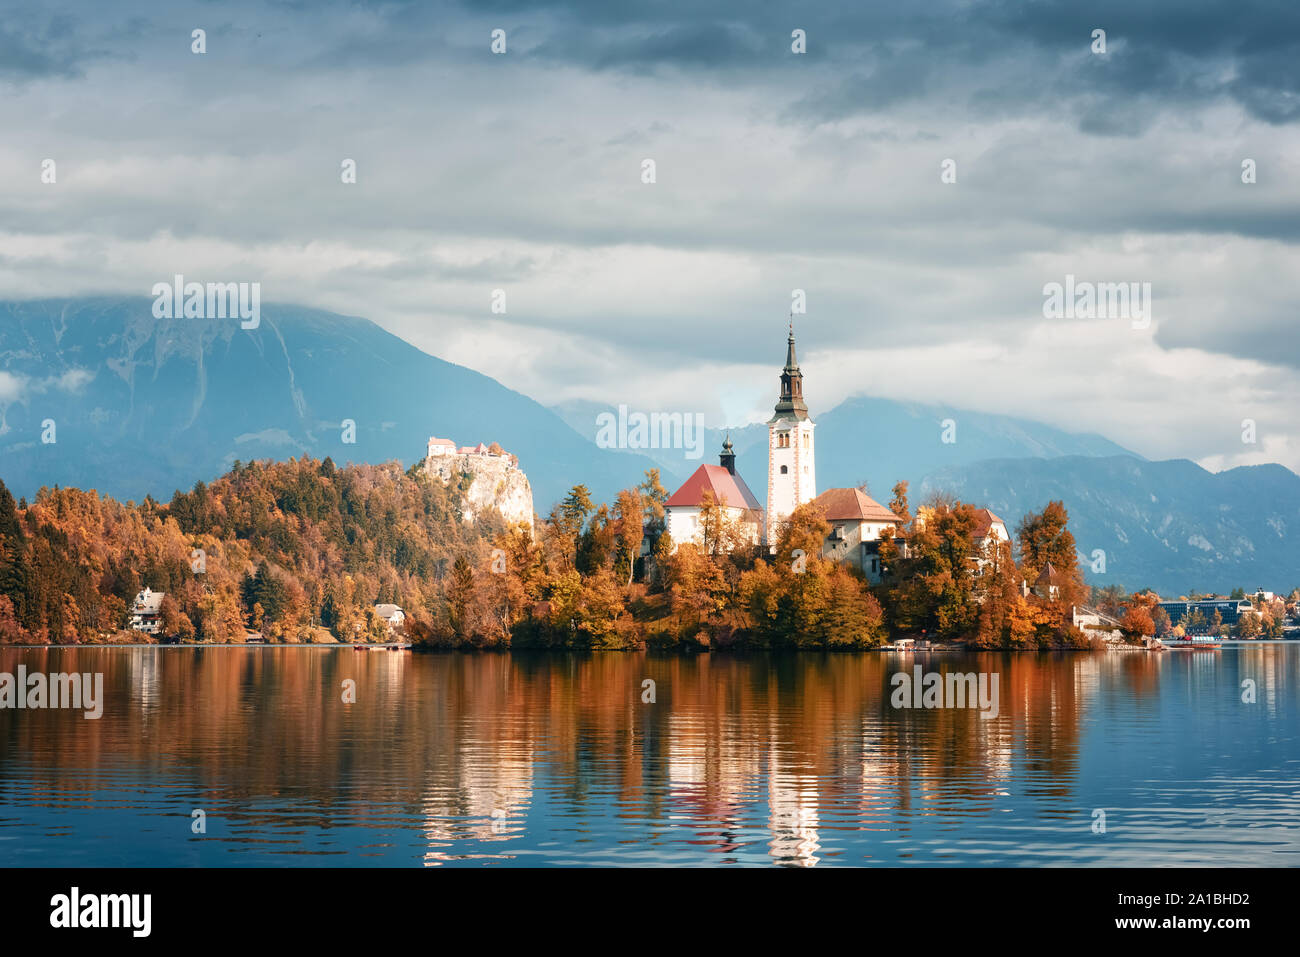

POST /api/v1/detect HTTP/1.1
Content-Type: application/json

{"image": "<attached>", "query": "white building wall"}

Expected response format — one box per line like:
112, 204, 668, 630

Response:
766, 420, 816, 543
666, 506, 700, 546
666, 505, 760, 550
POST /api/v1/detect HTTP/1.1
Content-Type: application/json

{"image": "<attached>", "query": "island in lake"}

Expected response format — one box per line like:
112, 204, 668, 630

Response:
2, 329, 1293, 653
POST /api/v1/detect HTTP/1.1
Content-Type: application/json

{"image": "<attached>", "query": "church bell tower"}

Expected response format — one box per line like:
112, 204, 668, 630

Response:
766, 321, 816, 546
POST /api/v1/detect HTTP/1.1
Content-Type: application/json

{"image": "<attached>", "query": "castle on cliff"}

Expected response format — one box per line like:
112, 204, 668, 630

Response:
423, 436, 533, 530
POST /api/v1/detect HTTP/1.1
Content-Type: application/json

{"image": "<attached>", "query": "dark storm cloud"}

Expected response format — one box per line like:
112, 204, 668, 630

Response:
0, 18, 92, 80
1157, 308, 1300, 372
1, 0, 1298, 468
23, 0, 1292, 129
465, 0, 1300, 128
539, 22, 774, 72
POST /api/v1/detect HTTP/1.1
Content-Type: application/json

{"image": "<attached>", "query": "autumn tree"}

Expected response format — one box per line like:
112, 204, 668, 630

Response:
1091, 583, 1126, 617
883, 497, 979, 641
545, 484, 594, 573
1016, 501, 1078, 581
577, 503, 616, 575
665, 544, 727, 631
613, 488, 644, 586
1016, 500, 1085, 613
738, 559, 785, 646
637, 470, 669, 540
1236, 611, 1263, 639
1119, 591, 1158, 643
0, 479, 27, 623
888, 481, 911, 526
638, 469, 670, 583
822, 566, 887, 649
446, 555, 477, 639
774, 501, 831, 574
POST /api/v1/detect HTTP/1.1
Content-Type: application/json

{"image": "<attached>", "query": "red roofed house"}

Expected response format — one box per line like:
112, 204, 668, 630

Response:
665, 438, 764, 549
1033, 562, 1063, 601
971, 507, 1011, 572
427, 436, 457, 458
811, 487, 904, 582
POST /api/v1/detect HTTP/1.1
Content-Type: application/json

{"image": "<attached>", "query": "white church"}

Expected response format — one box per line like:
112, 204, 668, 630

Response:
664, 325, 906, 577
764, 323, 817, 541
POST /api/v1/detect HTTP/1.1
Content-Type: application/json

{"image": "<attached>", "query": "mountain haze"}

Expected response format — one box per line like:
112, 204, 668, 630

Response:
0, 298, 657, 508
549, 395, 1136, 495
921, 456, 1300, 596
4, 298, 1299, 597
553, 397, 1300, 595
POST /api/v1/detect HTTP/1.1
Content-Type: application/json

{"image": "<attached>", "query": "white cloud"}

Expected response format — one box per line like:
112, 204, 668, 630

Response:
1, 2, 1298, 477
0, 371, 25, 403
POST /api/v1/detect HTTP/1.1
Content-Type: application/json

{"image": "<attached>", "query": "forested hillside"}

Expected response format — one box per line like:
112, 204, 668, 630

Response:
1, 454, 1109, 652
0, 457, 504, 643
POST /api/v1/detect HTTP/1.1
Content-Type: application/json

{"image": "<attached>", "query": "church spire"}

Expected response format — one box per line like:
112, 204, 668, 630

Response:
719, 433, 736, 474
772, 318, 808, 420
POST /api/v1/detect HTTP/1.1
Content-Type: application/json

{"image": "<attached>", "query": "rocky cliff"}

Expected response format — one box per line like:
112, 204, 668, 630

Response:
423, 453, 534, 531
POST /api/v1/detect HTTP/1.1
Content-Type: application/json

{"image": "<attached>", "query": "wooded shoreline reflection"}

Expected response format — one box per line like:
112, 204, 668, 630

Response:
1, 647, 1295, 865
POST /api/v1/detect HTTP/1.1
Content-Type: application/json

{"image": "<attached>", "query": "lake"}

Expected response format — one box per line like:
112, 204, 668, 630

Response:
1, 644, 1297, 867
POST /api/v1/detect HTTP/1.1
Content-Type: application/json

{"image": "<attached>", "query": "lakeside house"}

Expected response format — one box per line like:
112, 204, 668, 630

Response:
971, 508, 1010, 569
810, 487, 904, 583
915, 505, 1011, 577
373, 604, 406, 634
1033, 563, 1064, 601
130, 587, 164, 635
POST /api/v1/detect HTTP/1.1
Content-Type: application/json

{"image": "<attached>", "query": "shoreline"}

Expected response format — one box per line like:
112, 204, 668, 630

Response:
4, 639, 1297, 652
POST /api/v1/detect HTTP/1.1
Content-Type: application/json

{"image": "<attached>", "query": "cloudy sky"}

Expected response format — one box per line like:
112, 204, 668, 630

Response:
2, 0, 1298, 471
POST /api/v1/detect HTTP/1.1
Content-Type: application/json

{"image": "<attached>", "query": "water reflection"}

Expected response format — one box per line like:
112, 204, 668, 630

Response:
0, 645, 1297, 866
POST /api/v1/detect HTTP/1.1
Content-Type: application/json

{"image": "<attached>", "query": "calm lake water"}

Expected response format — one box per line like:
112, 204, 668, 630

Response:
1, 645, 1297, 867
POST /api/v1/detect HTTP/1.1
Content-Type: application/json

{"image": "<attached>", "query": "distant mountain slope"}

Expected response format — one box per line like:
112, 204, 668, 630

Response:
810, 396, 1138, 500
920, 455, 1300, 595
549, 399, 765, 485
551, 395, 1139, 496
0, 298, 657, 508
553, 395, 1300, 593
8, 298, 1296, 597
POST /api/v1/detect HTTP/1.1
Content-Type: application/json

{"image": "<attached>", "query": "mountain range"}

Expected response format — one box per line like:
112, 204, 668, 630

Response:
553, 396, 1136, 497
0, 298, 659, 509
2, 297, 1297, 595
920, 456, 1299, 595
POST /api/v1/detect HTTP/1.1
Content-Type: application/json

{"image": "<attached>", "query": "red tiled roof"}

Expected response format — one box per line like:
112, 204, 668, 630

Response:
972, 507, 1006, 539
428, 437, 456, 447
1035, 562, 1063, 585
810, 487, 902, 523
666, 464, 762, 511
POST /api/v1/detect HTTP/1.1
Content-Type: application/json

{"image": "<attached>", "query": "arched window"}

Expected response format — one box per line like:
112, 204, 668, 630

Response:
780, 465, 788, 474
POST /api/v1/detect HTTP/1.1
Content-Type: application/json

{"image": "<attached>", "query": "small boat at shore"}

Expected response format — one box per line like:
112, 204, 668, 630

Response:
1162, 636, 1222, 650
